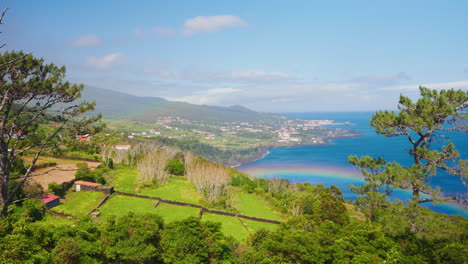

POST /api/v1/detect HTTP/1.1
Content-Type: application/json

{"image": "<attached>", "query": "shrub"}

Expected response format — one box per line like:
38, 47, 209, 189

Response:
52, 237, 81, 264
48, 182, 66, 198
22, 199, 46, 222
75, 163, 106, 184
107, 158, 114, 169
23, 179, 44, 197
166, 159, 185, 176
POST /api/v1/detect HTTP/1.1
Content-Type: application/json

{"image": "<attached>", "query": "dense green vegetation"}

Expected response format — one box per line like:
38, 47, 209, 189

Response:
1, 194, 467, 263
1, 160, 467, 263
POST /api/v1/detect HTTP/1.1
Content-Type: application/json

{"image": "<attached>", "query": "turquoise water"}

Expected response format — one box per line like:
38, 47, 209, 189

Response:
238, 112, 468, 217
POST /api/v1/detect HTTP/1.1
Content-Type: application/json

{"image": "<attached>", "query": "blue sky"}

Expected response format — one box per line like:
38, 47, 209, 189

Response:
4, 0, 468, 112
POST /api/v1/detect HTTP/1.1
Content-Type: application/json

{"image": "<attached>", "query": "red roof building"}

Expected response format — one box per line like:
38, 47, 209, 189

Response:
37, 194, 60, 209
74, 180, 102, 192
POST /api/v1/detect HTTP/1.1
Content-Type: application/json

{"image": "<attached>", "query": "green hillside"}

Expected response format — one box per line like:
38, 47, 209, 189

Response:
81, 86, 289, 122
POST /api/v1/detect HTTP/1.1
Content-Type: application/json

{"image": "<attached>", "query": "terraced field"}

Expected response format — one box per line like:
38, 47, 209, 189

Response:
52, 165, 283, 243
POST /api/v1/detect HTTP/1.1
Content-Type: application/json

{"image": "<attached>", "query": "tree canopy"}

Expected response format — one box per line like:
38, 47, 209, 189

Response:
349, 86, 467, 209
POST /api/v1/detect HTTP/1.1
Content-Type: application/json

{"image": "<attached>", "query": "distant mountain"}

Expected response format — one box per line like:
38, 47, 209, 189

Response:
80, 86, 288, 122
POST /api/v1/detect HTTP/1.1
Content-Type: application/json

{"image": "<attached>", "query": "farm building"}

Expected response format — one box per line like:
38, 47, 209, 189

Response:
37, 194, 60, 209
74, 180, 102, 192
114, 144, 131, 150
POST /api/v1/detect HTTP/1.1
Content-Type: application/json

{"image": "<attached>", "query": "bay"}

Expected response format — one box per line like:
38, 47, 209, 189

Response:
237, 112, 468, 217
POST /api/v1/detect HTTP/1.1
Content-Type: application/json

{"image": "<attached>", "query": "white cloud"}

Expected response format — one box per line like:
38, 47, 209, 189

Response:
134, 28, 143, 39
383, 80, 468, 91
143, 60, 176, 77
153, 26, 177, 37
271, 97, 295, 103
142, 61, 292, 83
71, 34, 102, 47
183, 15, 247, 36
352, 72, 411, 87
170, 87, 241, 105
85, 53, 125, 71
231, 71, 291, 81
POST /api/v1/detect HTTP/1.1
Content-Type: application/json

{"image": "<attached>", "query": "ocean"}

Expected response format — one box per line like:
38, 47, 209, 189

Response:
237, 112, 468, 217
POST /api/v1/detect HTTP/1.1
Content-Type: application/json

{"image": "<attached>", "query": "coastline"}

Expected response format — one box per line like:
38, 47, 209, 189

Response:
231, 149, 271, 168
229, 133, 362, 168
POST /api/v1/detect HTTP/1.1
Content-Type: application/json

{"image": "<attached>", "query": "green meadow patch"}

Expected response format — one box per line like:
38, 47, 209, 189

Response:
153, 203, 200, 222
99, 195, 156, 217
139, 177, 202, 204
241, 218, 279, 233
53, 191, 105, 217
108, 166, 138, 193
68, 165, 285, 244
233, 191, 282, 220
202, 213, 250, 242
36, 214, 77, 228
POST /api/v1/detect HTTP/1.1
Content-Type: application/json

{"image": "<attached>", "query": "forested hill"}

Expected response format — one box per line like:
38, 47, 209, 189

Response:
80, 86, 289, 122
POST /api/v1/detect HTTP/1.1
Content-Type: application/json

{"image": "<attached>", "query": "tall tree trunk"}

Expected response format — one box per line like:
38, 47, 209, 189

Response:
0, 179, 7, 216
412, 186, 419, 205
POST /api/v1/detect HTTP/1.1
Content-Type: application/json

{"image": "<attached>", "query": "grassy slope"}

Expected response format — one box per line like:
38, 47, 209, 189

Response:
70, 165, 282, 242
232, 191, 283, 220
99, 195, 157, 216
202, 213, 251, 242
154, 203, 200, 222
107, 166, 282, 216
108, 166, 138, 193
36, 214, 77, 227
53, 191, 105, 217
241, 218, 278, 233
139, 178, 202, 204
109, 166, 280, 219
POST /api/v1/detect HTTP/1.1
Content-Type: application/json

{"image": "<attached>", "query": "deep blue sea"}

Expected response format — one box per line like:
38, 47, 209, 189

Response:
238, 112, 468, 217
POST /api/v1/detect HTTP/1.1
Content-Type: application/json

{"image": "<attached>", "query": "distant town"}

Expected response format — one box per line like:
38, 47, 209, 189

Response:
109, 116, 358, 149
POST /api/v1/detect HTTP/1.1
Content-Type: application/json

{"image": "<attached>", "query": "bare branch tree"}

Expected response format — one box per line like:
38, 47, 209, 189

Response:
137, 148, 177, 186
0, 50, 99, 216
185, 157, 230, 204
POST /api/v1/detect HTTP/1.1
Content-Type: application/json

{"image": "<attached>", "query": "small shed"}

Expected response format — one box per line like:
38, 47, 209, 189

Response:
74, 180, 102, 192
114, 145, 131, 150
38, 194, 60, 209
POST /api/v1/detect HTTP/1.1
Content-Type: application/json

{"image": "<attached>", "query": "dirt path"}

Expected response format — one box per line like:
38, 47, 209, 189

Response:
31, 161, 100, 190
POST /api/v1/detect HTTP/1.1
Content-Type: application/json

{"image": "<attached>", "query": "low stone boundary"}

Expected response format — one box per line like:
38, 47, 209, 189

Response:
153, 200, 161, 208
115, 191, 160, 201
198, 208, 204, 219
47, 154, 100, 162
49, 210, 77, 219
237, 218, 250, 233
202, 208, 282, 225
87, 195, 110, 216
115, 191, 281, 225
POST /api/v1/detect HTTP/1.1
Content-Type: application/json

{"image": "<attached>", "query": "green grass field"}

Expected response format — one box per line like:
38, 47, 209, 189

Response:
139, 177, 202, 204
241, 218, 279, 233
110, 166, 202, 204
108, 166, 138, 193
153, 203, 200, 222
36, 214, 77, 228
53, 191, 105, 217
99, 194, 157, 217
202, 213, 250, 242
90, 166, 285, 244
233, 191, 283, 220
